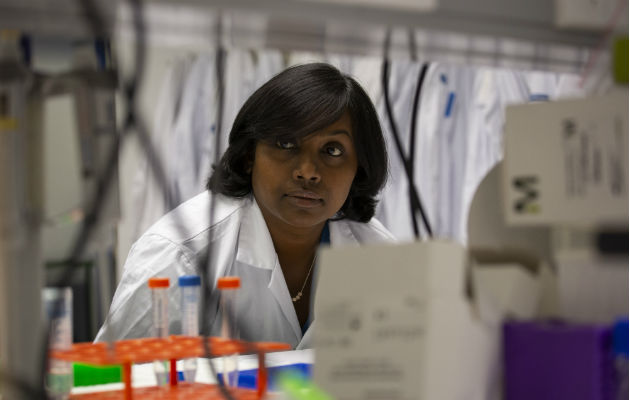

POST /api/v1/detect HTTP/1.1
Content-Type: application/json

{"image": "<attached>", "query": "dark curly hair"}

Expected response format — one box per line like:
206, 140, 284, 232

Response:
207, 62, 387, 222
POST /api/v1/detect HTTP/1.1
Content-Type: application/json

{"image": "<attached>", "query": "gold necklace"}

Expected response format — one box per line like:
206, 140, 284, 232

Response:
292, 256, 316, 302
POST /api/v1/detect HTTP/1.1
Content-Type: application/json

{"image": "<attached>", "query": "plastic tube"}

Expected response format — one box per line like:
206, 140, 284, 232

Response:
178, 275, 201, 382
148, 277, 169, 385
43, 287, 73, 400
217, 276, 241, 387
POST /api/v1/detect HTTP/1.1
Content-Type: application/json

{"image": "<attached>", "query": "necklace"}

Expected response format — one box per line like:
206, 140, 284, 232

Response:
292, 256, 316, 302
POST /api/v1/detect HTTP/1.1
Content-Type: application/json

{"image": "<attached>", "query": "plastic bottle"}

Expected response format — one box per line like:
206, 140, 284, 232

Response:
43, 287, 73, 400
148, 277, 170, 385
217, 276, 241, 387
613, 318, 628, 400
178, 275, 201, 382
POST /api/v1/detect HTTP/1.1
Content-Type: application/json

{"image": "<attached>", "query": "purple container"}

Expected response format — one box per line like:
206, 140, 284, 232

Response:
504, 321, 615, 400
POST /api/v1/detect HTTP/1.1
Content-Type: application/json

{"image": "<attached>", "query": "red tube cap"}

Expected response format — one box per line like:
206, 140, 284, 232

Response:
148, 277, 170, 288
217, 276, 241, 289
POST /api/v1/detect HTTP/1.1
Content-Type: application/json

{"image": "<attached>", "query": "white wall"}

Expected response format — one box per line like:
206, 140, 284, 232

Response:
32, 38, 84, 263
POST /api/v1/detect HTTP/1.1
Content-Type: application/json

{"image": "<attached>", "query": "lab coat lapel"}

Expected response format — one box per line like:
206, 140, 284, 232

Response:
234, 197, 276, 270
235, 198, 302, 344
268, 260, 302, 341
296, 320, 315, 349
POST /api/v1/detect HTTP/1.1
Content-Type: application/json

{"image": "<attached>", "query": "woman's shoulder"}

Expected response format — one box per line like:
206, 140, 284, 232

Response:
142, 192, 251, 246
329, 217, 396, 246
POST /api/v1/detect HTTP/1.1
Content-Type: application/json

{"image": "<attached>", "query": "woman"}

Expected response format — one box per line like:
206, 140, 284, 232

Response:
96, 63, 394, 349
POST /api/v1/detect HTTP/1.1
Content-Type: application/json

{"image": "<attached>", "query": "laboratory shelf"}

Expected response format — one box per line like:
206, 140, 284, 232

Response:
50, 336, 291, 400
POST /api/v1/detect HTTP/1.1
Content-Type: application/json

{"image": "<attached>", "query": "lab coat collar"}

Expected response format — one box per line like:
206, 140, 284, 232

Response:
234, 199, 362, 267
234, 196, 303, 341
233, 199, 363, 346
328, 218, 359, 246
234, 196, 277, 271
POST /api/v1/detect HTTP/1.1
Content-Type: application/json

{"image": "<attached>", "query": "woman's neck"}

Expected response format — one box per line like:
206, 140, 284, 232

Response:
267, 222, 324, 274
259, 211, 325, 329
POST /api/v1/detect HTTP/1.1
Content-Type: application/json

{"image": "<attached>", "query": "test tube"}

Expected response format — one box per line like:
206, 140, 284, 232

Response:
43, 287, 73, 400
178, 275, 201, 382
148, 277, 169, 385
217, 276, 241, 388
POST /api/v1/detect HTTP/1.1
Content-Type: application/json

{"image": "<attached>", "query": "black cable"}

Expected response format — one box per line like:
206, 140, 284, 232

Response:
381, 57, 433, 238
196, 12, 236, 400
32, 0, 231, 398
407, 62, 431, 238
198, 28, 225, 353
84, 1, 231, 397
407, 68, 421, 238
37, 0, 142, 389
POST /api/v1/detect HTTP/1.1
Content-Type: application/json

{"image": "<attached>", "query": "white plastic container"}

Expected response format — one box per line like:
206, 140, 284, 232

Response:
42, 287, 73, 400
178, 275, 201, 382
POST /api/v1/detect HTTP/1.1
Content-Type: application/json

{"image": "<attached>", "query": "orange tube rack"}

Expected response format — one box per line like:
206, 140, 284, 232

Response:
50, 336, 291, 399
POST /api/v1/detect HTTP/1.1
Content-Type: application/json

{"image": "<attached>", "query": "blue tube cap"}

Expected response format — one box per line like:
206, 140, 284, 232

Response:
178, 275, 201, 287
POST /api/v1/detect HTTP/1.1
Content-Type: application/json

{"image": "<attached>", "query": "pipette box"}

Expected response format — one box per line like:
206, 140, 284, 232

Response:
503, 321, 615, 400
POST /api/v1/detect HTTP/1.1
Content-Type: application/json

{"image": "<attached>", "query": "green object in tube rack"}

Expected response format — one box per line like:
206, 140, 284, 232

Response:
73, 363, 122, 387
277, 372, 333, 400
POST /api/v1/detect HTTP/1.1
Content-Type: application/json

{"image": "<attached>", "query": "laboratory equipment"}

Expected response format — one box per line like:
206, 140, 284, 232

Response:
0, 30, 44, 400
42, 287, 73, 399
49, 335, 290, 399
218, 276, 241, 388
503, 91, 628, 227
148, 277, 169, 385
178, 274, 201, 382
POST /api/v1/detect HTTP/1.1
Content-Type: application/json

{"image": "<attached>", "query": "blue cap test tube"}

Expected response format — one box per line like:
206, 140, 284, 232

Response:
179, 275, 201, 382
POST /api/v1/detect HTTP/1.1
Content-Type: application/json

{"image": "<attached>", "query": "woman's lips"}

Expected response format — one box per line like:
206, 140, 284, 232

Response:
285, 190, 323, 208
286, 190, 322, 200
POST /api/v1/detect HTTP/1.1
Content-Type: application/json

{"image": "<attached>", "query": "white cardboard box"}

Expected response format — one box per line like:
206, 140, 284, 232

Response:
503, 90, 628, 227
313, 241, 499, 400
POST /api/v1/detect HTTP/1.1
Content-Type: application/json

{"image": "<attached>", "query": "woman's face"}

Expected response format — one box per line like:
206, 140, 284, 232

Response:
251, 112, 358, 231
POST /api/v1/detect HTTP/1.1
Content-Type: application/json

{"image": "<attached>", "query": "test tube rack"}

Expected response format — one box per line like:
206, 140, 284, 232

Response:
50, 335, 291, 399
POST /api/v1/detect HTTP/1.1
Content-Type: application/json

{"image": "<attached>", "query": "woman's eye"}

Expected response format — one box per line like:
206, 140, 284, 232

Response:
276, 140, 296, 150
325, 145, 344, 157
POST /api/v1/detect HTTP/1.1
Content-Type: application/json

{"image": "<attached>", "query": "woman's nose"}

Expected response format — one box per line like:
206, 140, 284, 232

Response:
293, 154, 321, 183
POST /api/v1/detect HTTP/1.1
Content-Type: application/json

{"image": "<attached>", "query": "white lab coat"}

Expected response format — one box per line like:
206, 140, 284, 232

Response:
96, 191, 395, 349
375, 61, 582, 244
375, 60, 427, 241
130, 55, 194, 240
